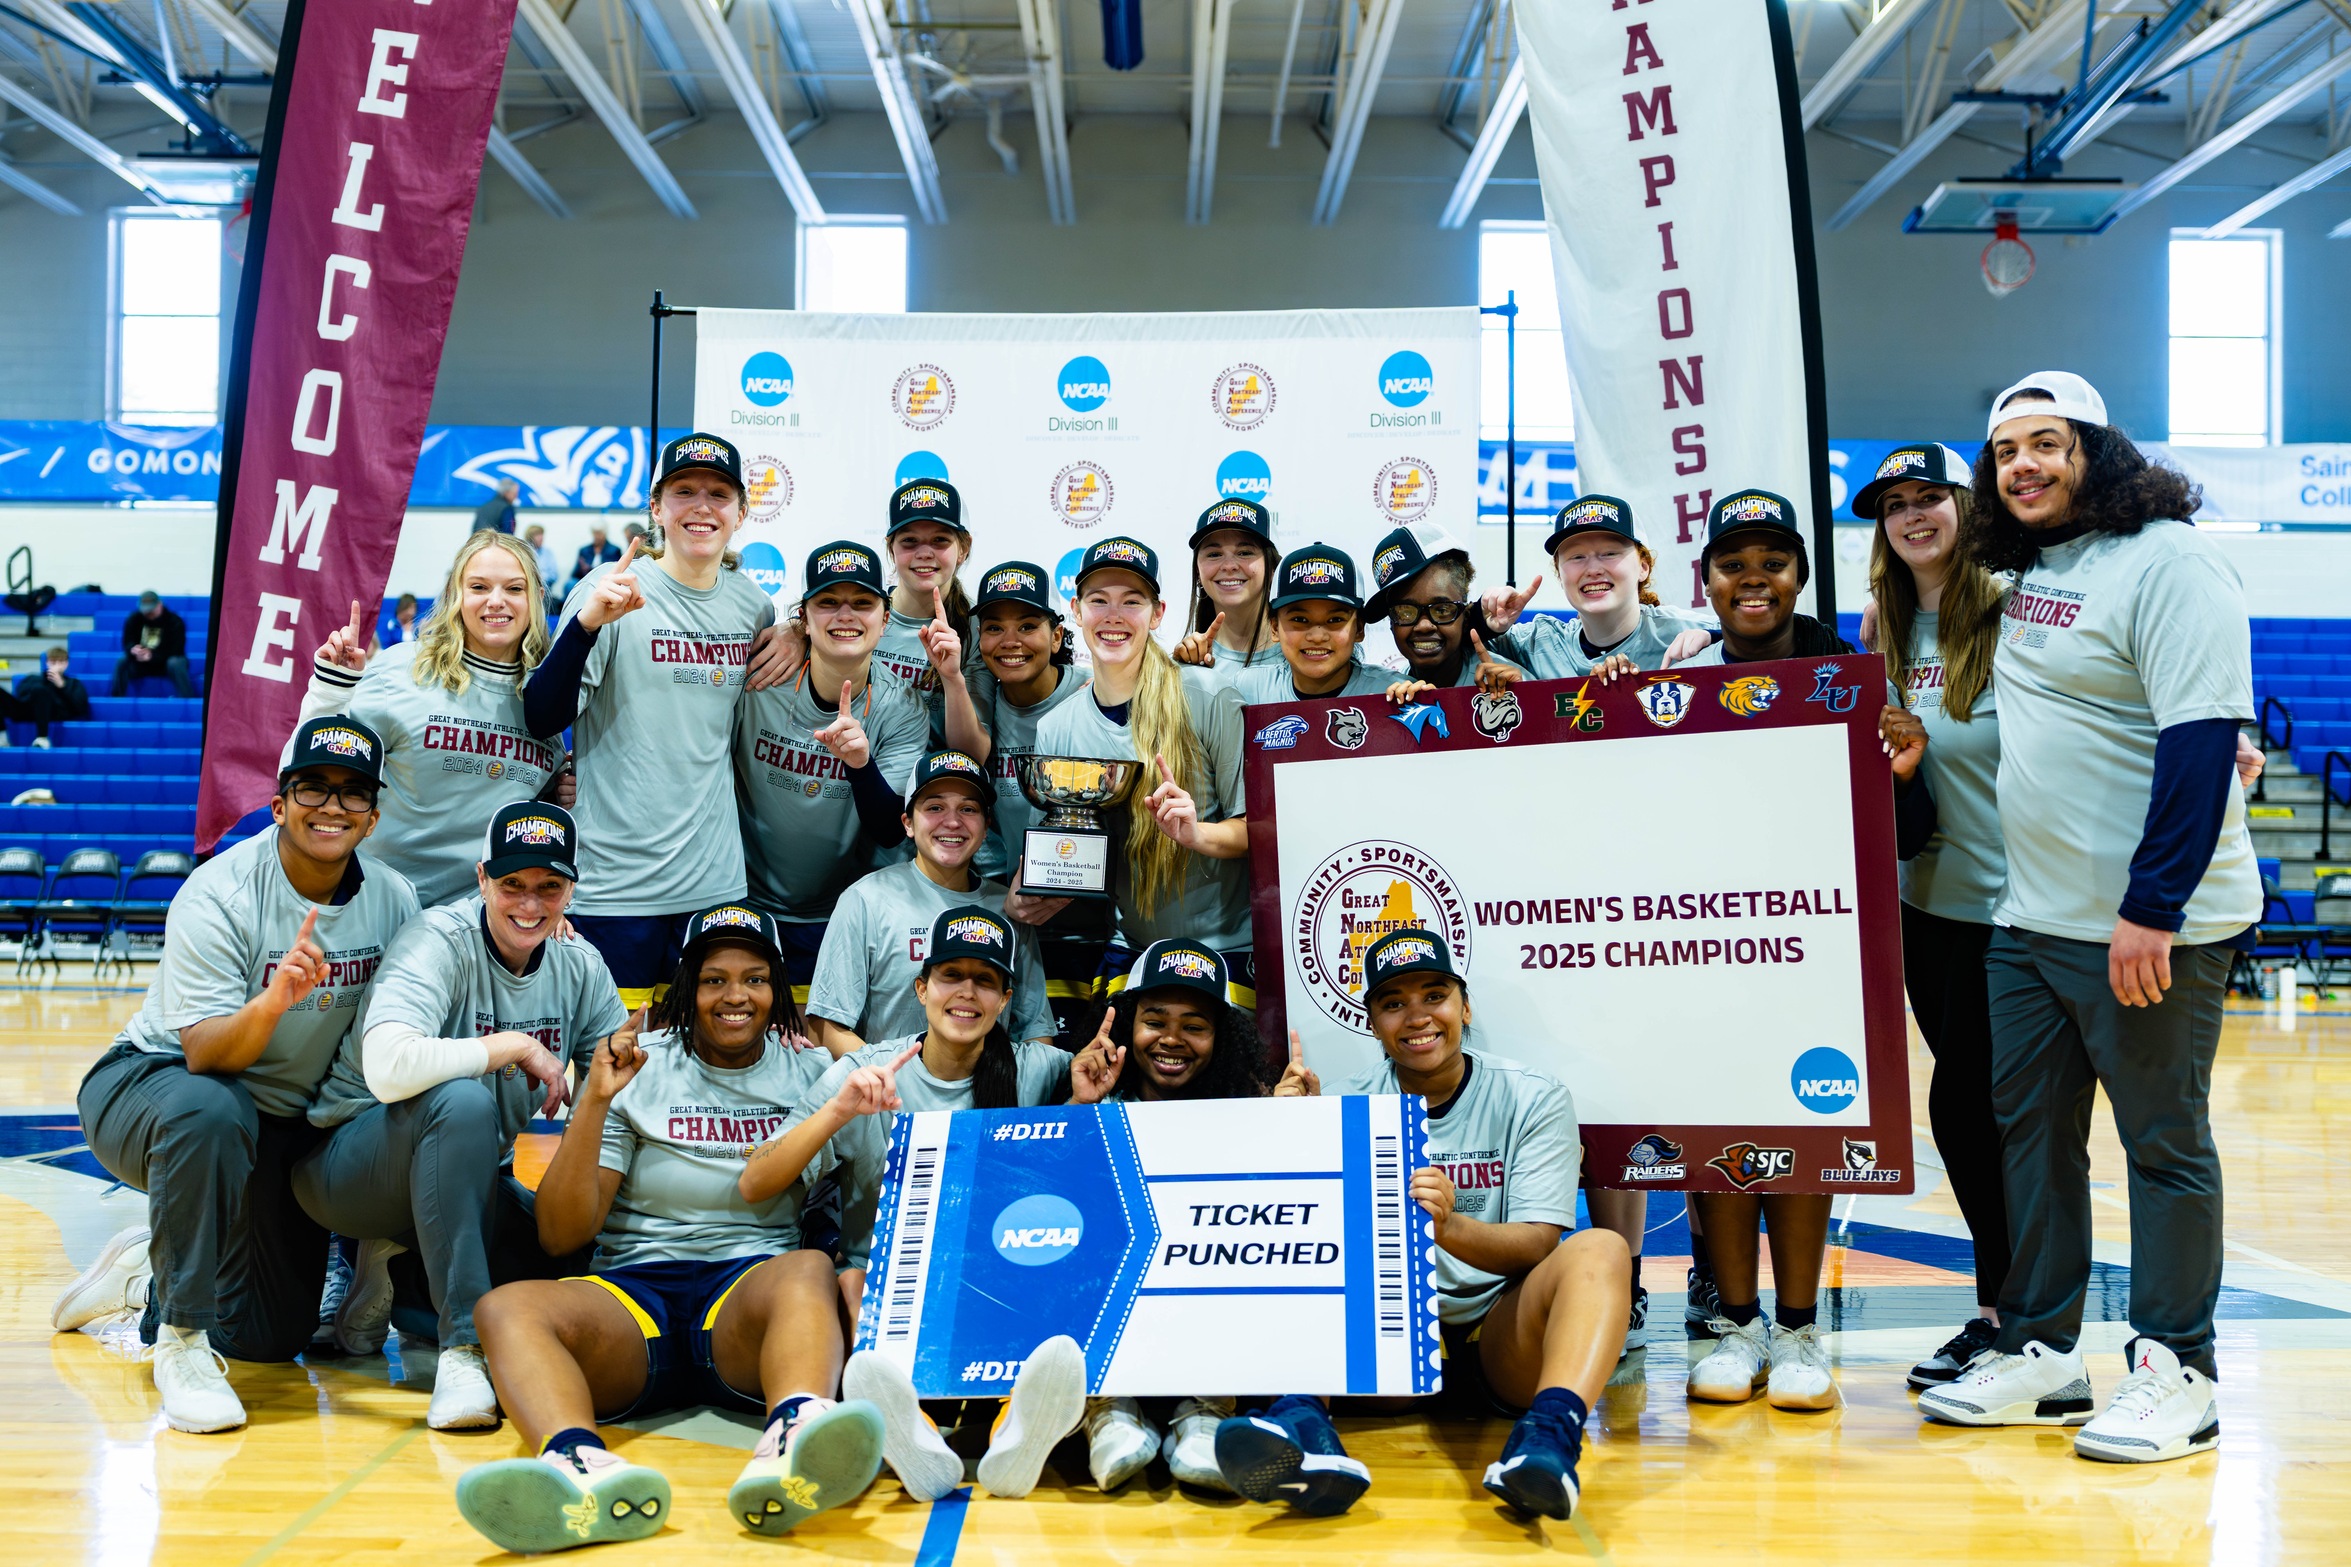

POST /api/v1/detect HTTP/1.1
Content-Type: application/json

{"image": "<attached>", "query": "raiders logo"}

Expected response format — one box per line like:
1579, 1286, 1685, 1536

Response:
1326, 707, 1369, 751
1470, 688, 1522, 744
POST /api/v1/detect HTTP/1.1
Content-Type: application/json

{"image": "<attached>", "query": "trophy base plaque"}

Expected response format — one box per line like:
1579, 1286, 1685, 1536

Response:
1023, 827, 1112, 900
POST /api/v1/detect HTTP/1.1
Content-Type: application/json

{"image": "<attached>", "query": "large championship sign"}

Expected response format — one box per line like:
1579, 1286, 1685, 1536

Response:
854, 1095, 1439, 1397
690, 308, 1477, 610
1246, 657, 1912, 1195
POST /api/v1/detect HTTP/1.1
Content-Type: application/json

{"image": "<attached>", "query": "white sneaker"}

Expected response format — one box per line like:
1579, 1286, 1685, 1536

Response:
841, 1350, 966, 1502
975, 1335, 1087, 1498
1162, 1397, 1235, 1492
1085, 1396, 1159, 1491
54, 1225, 151, 1332
457, 1444, 668, 1553
2074, 1338, 2219, 1463
1917, 1339, 2093, 1427
428, 1344, 501, 1431
1767, 1322, 1839, 1410
1687, 1315, 1771, 1403
152, 1325, 246, 1433
332, 1238, 404, 1356
729, 1397, 885, 1535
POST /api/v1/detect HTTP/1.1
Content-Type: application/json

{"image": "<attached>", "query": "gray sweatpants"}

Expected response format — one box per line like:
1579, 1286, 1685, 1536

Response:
292, 1078, 554, 1348
77, 1043, 329, 1362
1986, 927, 2229, 1378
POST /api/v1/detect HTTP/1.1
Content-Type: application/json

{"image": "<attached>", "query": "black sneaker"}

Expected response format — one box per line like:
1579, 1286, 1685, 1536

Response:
1684, 1265, 1722, 1341
1214, 1397, 1370, 1516
1908, 1316, 1999, 1389
1482, 1406, 1582, 1520
1621, 1285, 1650, 1355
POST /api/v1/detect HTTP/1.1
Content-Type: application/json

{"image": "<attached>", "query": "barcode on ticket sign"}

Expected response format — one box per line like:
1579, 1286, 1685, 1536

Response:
880, 1127, 945, 1348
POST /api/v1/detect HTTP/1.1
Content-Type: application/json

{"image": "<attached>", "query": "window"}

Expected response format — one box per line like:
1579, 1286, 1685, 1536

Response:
112, 211, 224, 425
2168, 231, 2278, 446
1477, 220, 1573, 441
797, 218, 909, 313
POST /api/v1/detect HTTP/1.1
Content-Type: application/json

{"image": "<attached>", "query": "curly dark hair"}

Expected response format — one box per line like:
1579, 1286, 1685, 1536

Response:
1968, 414, 2201, 573
1090, 989, 1274, 1101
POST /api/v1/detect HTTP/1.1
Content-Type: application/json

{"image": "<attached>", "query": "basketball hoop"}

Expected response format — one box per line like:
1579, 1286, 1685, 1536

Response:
1980, 214, 2035, 298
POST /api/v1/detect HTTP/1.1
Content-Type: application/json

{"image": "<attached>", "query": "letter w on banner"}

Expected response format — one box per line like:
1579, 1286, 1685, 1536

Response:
199, 0, 521, 850
1514, 0, 1832, 615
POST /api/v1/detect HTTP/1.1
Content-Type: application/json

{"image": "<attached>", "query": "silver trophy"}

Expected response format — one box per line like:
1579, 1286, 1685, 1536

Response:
1014, 756, 1139, 900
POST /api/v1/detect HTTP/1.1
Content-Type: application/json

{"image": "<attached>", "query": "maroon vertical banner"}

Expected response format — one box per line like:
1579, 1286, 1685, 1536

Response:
200, 0, 521, 850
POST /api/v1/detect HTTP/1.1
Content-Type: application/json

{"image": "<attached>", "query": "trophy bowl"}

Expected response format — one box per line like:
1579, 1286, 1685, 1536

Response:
1012, 756, 1140, 899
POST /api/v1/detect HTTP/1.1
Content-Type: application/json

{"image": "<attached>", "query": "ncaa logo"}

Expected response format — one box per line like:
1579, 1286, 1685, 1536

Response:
1792, 1047, 1860, 1113
892, 364, 956, 430
1292, 839, 1472, 1032
1378, 350, 1434, 408
992, 1193, 1083, 1267
741, 351, 794, 407
1373, 457, 1437, 523
744, 455, 791, 521
1057, 355, 1111, 412
1049, 461, 1114, 527
1211, 363, 1276, 430
895, 450, 948, 486
1055, 546, 1087, 605
737, 541, 791, 601
1217, 450, 1273, 503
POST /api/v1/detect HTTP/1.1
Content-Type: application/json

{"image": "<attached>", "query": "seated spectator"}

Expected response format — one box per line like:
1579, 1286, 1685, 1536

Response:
523, 524, 560, 599
1, 647, 91, 749
113, 591, 191, 697
567, 524, 620, 596
378, 594, 420, 650
472, 479, 520, 535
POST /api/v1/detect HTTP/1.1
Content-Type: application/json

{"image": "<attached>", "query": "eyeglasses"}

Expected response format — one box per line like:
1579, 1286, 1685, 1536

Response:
1388, 598, 1467, 628
285, 779, 379, 812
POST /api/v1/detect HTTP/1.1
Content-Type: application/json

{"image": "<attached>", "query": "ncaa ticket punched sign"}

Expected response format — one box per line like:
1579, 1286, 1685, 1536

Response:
852, 1095, 1440, 1397
1246, 654, 1915, 1197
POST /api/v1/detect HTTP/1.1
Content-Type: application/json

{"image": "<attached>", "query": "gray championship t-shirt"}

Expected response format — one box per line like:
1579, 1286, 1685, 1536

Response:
1233, 657, 1398, 704
1492, 605, 1712, 679
805, 860, 1054, 1045
559, 560, 775, 916
1900, 609, 2008, 925
303, 644, 560, 907
969, 666, 1092, 883
1188, 639, 1288, 693
875, 608, 980, 736
793, 1033, 1073, 1265
117, 830, 420, 1117
1033, 669, 1252, 953
735, 670, 932, 922
1342, 1049, 1580, 1326
310, 897, 631, 1147
594, 1029, 837, 1270
1992, 520, 2260, 945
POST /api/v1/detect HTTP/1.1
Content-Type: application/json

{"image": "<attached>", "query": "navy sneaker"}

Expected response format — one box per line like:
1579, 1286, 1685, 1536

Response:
1482, 1406, 1582, 1520
1685, 1264, 1722, 1340
1213, 1397, 1370, 1516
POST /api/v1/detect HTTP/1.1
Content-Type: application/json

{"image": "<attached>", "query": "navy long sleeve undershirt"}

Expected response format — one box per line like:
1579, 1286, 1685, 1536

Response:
2119, 717, 2240, 934
524, 615, 597, 739
848, 756, 907, 847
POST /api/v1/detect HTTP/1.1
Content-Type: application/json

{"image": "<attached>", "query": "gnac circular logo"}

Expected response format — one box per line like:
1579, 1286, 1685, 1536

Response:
1048, 462, 1114, 528
892, 364, 956, 430
1292, 840, 1472, 1031
1210, 362, 1276, 430
1373, 456, 1438, 524
744, 455, 791, 521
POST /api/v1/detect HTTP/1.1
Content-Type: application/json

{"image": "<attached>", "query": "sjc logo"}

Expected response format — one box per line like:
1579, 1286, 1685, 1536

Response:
1058, 355, 1110, 412
1379, 350, 1433, 408
993, 1193, 1084, 1266
742, 352, 794, 407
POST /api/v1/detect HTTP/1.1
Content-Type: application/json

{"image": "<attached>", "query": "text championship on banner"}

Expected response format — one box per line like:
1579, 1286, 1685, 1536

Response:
1245, 655, 1913, 1197
854, 1095, 1439, 1398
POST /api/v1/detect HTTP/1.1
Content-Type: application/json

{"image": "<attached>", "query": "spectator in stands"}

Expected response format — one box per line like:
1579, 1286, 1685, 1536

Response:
379, 594, 420, 650
472, 479, 520, 535
523, 524, 560, 599
114, 591, 192, 697
0, 646, 91, 749
568, 525, 620, 596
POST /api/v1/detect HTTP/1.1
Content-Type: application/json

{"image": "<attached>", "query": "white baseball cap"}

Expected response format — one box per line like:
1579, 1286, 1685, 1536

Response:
1987, 371, 2108, 437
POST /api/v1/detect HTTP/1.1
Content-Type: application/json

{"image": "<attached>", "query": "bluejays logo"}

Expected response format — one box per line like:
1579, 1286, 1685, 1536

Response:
1807, 662, 1861, 715
699, 905, 767, 936
1553, 681, 1606, 733
1326, 706, 1369, 750
1211, 362, 1275, 430
1876, 448, 1928, 480
1823, 1136, 1902, 1185
984, 567, 1041, 597
503, 815, 565, 847
1635, 677, 1694, 728
1470, 688, 1523, 744
898, 484, 953, 512
815, 547, 874, 578
945, 914, 1006, 949
1287, 556, 1344, 588
1720, 493, 1785, 525
1707, 1142, 1796, 1190
1719, 675, 1780, 716
1155, 947, 1220, 982
1374, 935, 1439, 973
1254, 714, 1310, 750
310, 726, 374, 762
891, 364, 956, 430
1844, 1138, 1878, 1171
1373, 544, 1410, 585
450, 425, 647, 510
1390, 702, 1450, 743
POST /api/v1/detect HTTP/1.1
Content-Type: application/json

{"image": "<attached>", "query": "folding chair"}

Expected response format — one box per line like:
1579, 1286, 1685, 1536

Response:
96, 849, 194, 982
27, 847, 121, 976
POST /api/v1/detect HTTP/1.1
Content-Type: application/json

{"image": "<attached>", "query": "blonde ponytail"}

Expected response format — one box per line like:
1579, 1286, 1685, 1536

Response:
1124, 639, 1207, 919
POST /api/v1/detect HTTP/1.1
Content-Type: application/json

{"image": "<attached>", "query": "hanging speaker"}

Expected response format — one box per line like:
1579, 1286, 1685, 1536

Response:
1101, 0, 1144, 70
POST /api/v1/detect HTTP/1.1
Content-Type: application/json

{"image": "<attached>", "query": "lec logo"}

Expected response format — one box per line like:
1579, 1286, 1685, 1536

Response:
1554, 681, 1605, 732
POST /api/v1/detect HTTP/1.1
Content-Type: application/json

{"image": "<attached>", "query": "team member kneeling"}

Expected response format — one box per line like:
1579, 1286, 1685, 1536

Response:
292, 801, 627, 1428
456, 905, 883, 1552
1217, 931, 1629, 1520
57, 717, 420, 1432
740, 905, 1089, 1502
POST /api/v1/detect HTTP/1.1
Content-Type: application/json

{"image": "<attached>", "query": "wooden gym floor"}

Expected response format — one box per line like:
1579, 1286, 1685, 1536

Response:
3, 972, 2347, 1565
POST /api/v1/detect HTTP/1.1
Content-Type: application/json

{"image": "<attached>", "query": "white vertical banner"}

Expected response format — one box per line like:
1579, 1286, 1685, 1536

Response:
1516, 0, 1832, 614
690, 309, 1480, 617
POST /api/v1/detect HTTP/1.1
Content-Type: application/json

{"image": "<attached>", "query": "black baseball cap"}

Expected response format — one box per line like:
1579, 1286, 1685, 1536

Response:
1703, 489, 1808, 559
1849, 443, 1973, 520
1544, 494, 1642, 555
889, 477, 966, 536
905, 748, 993, 817
1268, 542, 1363, 613
1360, 927, 1461, 1004
1189, 498, 1273, 550
1073, 536, 1161, 597
282, 716, 384, 787
657, 433, 745, 492
804, 540, 886, 598
481, 800, 579, 881
926, 904, 1016, 981
682, 902, 786, 970
1363, 522, 1470, 620
1122, 938, 1229, 1009
974, 560, 1057, 618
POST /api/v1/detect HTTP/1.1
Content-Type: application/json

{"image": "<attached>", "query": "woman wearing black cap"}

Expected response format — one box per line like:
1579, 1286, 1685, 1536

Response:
875, 477, 980, 732
741, 904, 1085, 1502
1173, 498, 1284, 684
456, 903, 886, 1552
1481, 496, 1715, 677
1232, 543, 1419, 703
523, 434, 776, 1008
1217, 929, 1628, 1522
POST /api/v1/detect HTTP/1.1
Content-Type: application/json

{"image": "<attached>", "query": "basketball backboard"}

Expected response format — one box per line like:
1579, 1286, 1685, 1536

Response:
1902, 178, 2134, 236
